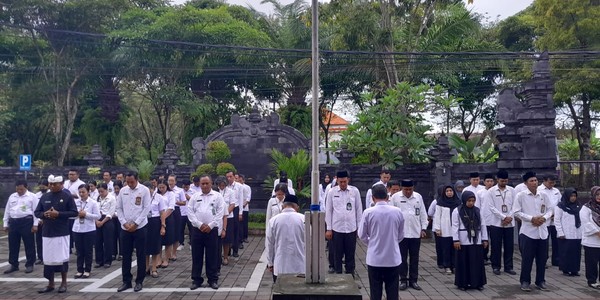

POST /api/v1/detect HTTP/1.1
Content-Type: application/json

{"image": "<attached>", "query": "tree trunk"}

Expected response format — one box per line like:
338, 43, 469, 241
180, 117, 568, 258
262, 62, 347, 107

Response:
380, 0, 399, 87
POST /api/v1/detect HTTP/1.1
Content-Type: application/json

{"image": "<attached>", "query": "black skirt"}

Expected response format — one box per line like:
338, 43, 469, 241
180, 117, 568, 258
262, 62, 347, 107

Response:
454, 244, 487, 289
559, 238, 581, 274
146, 217, 162, 255
223, 217, 234, 244
161, 213, 175, 246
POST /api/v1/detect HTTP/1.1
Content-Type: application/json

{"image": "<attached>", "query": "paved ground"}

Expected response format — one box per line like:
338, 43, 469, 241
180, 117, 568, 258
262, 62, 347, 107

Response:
0, 233, 598, 299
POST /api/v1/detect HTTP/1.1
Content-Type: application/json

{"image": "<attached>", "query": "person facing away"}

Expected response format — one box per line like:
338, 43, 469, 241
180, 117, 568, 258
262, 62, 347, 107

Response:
359, 184, 404, 300
580, 186, 600, 289
452, 191, 488, 291
266, 194, 305, 283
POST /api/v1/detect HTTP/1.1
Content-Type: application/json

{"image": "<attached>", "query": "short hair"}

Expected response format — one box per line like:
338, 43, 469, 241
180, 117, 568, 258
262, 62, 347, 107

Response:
150, 175, 158, 181
156, 179, 171, 191
274, 183, 289, 194
103, 171, 111, 176
69, 168, 79, 174
372, 184, 388, 200
126, 171, 138, 180
381, 169, 391, 175
238, 174, 245, 180
387, 180, 400, 188
116, 172, 125, 176
215, 176, 227, 185
15, 180, 28, 188
88, 180, 97, 186
78, 184, 90, 192
114, 180, 123, 189
226, 170, 236, 176
168, 174, 177, 179
543, 174, 557, 181
199, 174, 212, 182
38, 179, 49, 186
97, 183, 108, 190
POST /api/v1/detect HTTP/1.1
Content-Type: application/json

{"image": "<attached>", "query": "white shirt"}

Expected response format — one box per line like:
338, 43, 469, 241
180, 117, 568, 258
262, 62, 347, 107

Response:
272, 178, 296, 196
162, 191, 176, 210
171, 186, 188, 216
537, 185, 561, 226
325, 185, 363, 233
72, 198, 100, 233
514, 183, 527, 194
266, 208, 305, 276
513, 189, 554, 239
190, 184, 202, 193
188, 190, 225, 231
219, 187, 235, 218
451, 208, 488, 245
554, 206, 582, 239
463, 185, 485, 198
359, 202, 404, 267
242, 183, 251, 212
149, 191, 167, 218
98, 194, 116, 219
485, 185, 516, 228
390, 191, 427, 238
64, 179, 85, 199
365, 180, 384, 208
228, 182, 244, 216
476, 188, 493, 225
266, 196, 285, 232
183, 188, 195, 216
580, 206, 600, 248
3, 191, 39, 227
433, 205, 454, 237
89, 189, 99, 201
428, 199, 437, 217
116, 182, 152, 229
104, 180, 114, 194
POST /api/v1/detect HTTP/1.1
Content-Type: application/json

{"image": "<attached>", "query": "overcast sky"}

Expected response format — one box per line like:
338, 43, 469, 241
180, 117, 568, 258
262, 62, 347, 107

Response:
171, 0, 534, 20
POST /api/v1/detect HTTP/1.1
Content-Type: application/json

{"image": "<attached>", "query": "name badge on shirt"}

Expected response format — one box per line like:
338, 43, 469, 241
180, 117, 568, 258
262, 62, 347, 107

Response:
502, 205, 508, 213
135, 196, 142, 206
540, 204, 546, 214
415, 207, 420, 216
346, 202, 352, 211
211, 203, 216, 216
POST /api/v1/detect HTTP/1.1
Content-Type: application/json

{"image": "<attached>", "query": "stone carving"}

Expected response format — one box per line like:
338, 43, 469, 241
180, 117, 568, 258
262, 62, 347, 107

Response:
430, 134, 454, 188
84, 144, 107, 167
335, 144, 355, 165
495, 51, 557, 181
159, 143, 180, 171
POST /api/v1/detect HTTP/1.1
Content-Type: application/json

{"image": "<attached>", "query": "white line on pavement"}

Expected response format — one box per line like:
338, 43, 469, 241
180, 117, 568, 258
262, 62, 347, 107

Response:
0, 256, 26, 268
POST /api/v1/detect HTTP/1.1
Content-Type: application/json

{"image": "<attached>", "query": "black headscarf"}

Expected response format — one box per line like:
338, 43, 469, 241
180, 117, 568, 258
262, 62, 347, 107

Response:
585, 186, 600, 228
437, 184, 461, 213
458, 191, 481, 244
557, 188, 581, 228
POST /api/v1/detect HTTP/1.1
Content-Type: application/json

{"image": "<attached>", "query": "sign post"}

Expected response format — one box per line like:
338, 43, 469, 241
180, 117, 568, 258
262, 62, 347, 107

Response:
19, 154, 32, 180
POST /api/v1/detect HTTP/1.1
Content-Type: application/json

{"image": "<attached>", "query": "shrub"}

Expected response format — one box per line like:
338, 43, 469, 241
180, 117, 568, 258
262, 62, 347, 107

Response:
206, 141, 231, 165
216, 162, 236, 176
129, 160, 155, 181
195, 163, 215, 176
249, 212, 266, 223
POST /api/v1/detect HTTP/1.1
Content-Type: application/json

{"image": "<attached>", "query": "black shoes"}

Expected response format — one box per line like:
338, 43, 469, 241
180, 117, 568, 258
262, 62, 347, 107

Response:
38, 286, 54, 293
239, 244, 244, 249
190, 282, 201, 290
520, 282, 531, 292
505, 269, 517, 275
232, 253, 239, 258
104, 264, 111, 268
409, 282, 422, 290
535, 282, 547, 291
57, 285, 67, 293
209, 282, 219, 290
3, 267, 18, 274
328, 267, 335, 274
35, 259, 43, 265
117, 283, 132, 292
25, 266, 33, 273
493, 269, 501, 275
134, 283, 143, 292
94, 264, 103, 268
399, 282, 408, 291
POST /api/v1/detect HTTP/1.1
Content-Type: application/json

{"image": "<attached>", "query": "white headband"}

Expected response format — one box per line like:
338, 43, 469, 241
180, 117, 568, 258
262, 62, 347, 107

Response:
48, 175, 63, 183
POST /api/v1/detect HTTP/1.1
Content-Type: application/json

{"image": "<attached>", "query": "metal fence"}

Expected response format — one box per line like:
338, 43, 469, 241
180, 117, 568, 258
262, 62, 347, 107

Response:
558, 161, 600, 190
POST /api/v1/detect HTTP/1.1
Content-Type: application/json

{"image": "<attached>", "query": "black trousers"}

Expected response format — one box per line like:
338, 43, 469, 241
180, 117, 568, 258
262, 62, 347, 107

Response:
584, 246, 600, 284
434, 235, 443, 267
399, 238, 420, 283
112, 218, 122, 256
241, 210, 249, 241
95, 216, 115, 265
327, 239, 334, 268
558, 239, 581, 274
367, 265, 399, 300
519, 234, 548, 285
217, 233, 222, 272
483, 226, 491, 261
8, 217, 36, 268
332, 231, 357, 274
36, 222, 43, 261
191, 227, 219, 285
232, 207, 240, 254
179, 215, 192, 246
173, 207, 182, 244
74, 231, 95, 273
489, 226, 514, 271
121, 226, 147, 284
439, 236, 455, 268
548, 225, 559, 266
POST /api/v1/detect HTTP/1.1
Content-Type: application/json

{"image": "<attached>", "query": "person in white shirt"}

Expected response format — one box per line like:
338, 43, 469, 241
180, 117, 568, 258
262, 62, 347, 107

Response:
216, 176, 235, 265
181, 179, 195, 249
157, 179, 176, 268
433, 184, 461, 274
325, 170, 363, 277
476, 173, 495, 265
581, 186, 600, 289
95, 183, 116, 269
190, 176, 202, 193
72, 184, 100, 279
226, 171, 244, 257
168, 175, 187, 259
102, 171, 114, 194
514, 182, 528, 195
365, 170, 392, 208
88, 181, 99, 200
485, 170, 517, 276
452, 191, 488, 291
271, 170, 296, 196
359, 184, 404, 300
236, 174, 251, 244
116, 172, 152, 292
266, 194, 305, 283
513, 171, 554, 292
429, 186, 443, 268
35, 179, 49, 265
463, 172, 485, 196
3, 180, 39, 274
188, 175, 225, 290
390, 179, 427, 291
537, 175, 561, 267
319, 174, 331, 207
265, 183, 289, 239
64, 169, 85, 199
143, 182, 166, 279
454, 180, 465, 199
555, 188, 582, 276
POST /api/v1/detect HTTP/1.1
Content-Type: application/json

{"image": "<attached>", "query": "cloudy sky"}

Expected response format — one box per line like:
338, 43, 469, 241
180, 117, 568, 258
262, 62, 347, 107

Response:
172, 0, 534, 20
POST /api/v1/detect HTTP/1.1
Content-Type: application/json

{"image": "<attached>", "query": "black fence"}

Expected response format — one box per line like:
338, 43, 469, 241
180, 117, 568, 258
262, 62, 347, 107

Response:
558, 161, 600, 190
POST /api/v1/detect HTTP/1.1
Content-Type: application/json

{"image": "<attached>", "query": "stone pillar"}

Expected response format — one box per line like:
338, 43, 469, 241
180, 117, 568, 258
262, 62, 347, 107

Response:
84, 144, 107, 167
334, 144, 355, 166
159, 143, 180, 173
429, 134, 454, 190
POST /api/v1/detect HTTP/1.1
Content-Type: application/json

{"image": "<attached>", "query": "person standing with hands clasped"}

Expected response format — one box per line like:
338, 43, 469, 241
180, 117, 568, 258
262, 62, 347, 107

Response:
359, 184, 404, 300
554, 188, 582, 277
513, 171, 554, 292
390, 179, 427, 291
452, 191, 488, 291
580, 186, 600, 289
116, 172, 151, 293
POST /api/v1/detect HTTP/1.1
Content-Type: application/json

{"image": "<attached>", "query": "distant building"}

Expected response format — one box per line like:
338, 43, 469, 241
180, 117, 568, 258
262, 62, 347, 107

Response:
319, 110, 349, 164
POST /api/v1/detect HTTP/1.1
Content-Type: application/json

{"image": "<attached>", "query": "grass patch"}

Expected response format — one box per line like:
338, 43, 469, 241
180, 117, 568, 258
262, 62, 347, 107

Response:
249, 212, 266, 223
249, 222, 265, 230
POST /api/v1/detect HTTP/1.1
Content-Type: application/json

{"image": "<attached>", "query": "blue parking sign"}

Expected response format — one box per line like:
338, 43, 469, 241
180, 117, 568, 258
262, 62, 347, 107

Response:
19, 154, 31, 171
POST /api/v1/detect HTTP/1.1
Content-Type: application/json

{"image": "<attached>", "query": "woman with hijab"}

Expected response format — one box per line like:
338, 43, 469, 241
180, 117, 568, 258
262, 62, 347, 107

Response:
452, 191, 488, 291
433, 184, 462, 274
555, 188, 582, 276
580, 186, 600, 289
428, 185, 444, 268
